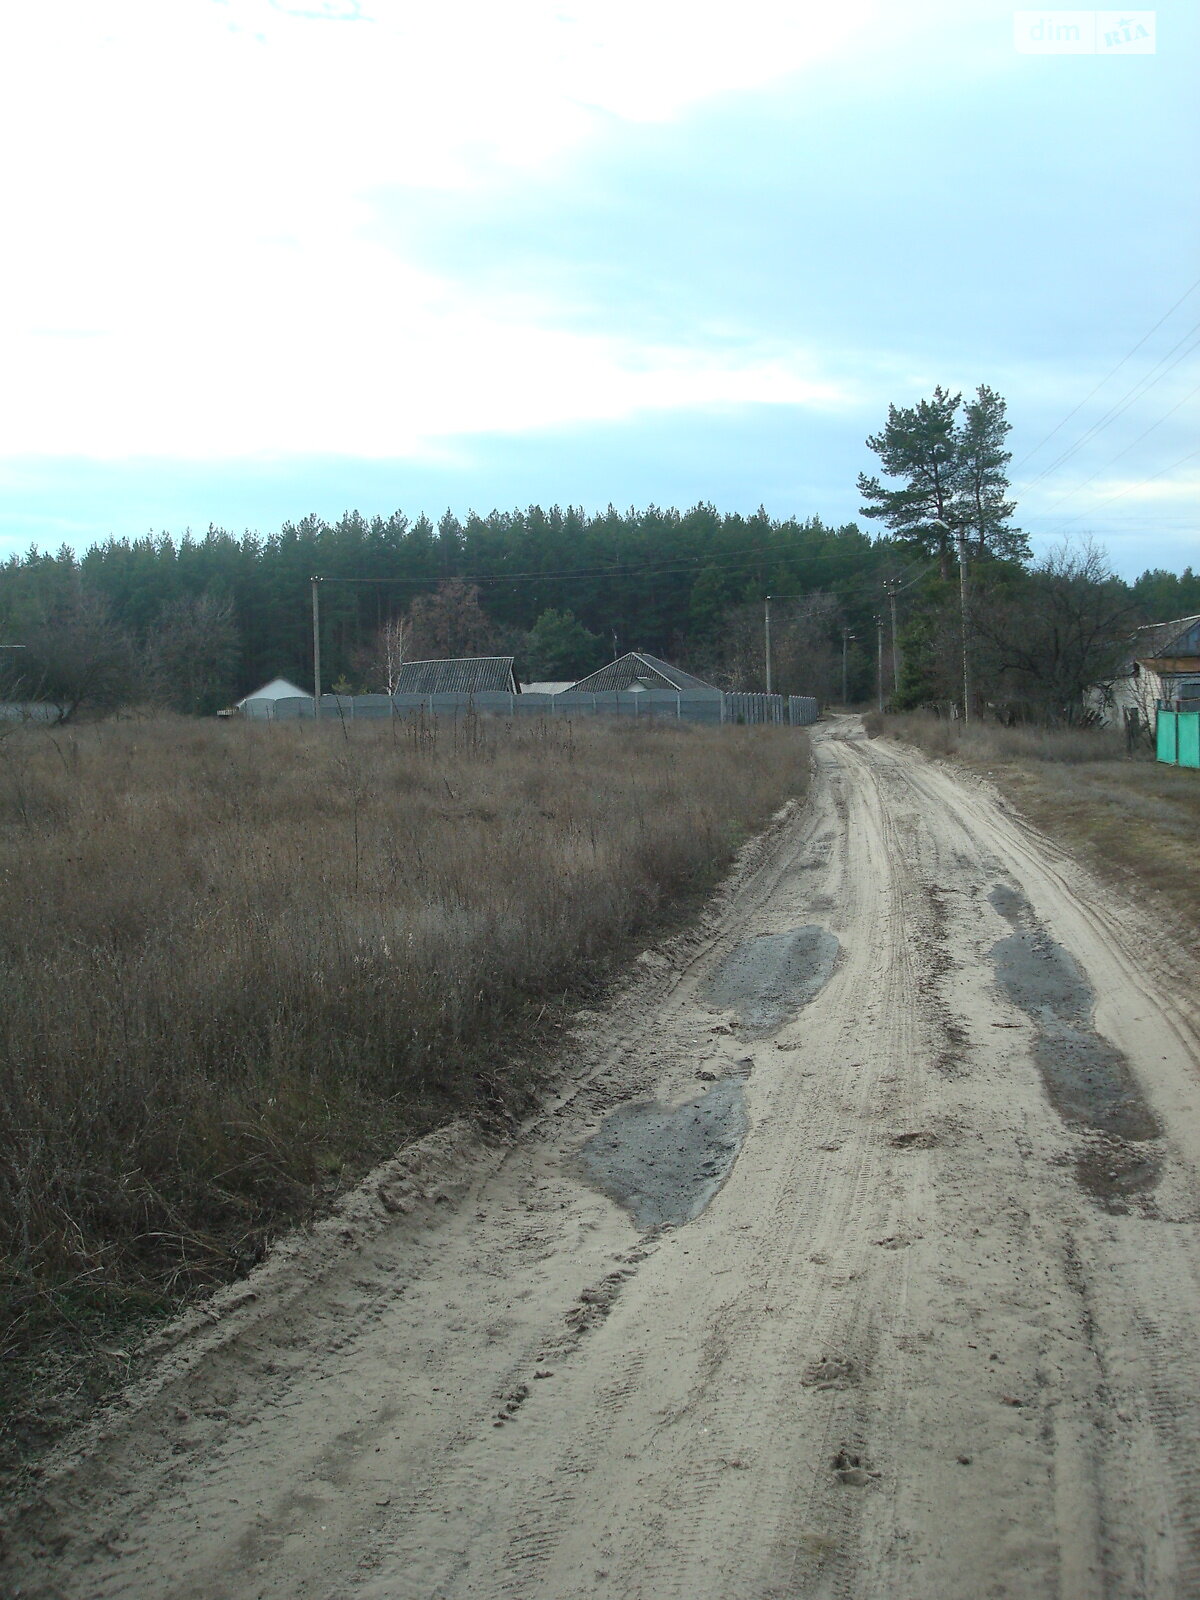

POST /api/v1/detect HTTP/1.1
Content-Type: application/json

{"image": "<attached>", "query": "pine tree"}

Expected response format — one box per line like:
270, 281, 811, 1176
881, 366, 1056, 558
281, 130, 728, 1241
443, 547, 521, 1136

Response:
957, 386, 1027, 563
857, 384, 1024, 576
857, 385, 963, 576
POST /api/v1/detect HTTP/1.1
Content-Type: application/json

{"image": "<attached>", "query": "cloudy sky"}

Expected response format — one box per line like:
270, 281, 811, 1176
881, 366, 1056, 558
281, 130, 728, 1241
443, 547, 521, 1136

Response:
0, 0, 1196, 577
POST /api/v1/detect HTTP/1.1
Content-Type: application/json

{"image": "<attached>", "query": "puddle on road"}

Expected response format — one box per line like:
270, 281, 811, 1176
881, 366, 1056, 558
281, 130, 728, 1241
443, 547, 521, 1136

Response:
578, 1072, 749, 1230
988, 885, 1161, 1208
991, 930, 1092, 1030
705, 925, 839, 1036
1030, 1028, 1160, 1142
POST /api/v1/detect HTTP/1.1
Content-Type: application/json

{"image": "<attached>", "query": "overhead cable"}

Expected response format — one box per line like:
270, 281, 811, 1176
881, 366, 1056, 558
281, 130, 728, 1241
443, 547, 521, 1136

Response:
1011, 271, 1200, 473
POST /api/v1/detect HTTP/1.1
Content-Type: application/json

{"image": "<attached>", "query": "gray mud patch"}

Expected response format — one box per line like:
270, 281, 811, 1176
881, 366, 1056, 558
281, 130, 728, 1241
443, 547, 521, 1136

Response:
1032, 1028, 1160, 1142
1073, 1142, 1163, 1211
578, 1074, 748, 1230
705, 925, 838, 1036
988, 884, 1162, 1205
992, 931, 1092, 1029
988, 883, 1031, 929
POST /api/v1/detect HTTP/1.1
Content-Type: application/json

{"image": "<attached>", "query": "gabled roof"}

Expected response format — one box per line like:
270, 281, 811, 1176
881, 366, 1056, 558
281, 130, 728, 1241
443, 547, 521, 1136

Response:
1133, 614, 1200, 661
237, 676, 310, 705
568, 652, 719, 695
521, 681, 575, 695
391, 657, 518, 695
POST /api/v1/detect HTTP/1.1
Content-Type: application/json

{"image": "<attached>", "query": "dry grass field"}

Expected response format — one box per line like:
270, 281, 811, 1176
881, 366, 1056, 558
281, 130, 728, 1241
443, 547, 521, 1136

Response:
0, 711, 808, 1470
865, 711, 1200, 934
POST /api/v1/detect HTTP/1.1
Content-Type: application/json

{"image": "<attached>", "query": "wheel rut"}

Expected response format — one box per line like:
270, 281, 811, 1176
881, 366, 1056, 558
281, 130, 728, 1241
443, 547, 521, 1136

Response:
6, 719, 1200, 1600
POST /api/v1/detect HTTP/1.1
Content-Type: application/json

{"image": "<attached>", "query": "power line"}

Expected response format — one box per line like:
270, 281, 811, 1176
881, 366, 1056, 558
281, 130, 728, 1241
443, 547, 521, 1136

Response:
1038, 380, 1200, 515
1011, 271, 1200, 472
1042, 445, 1200, 534
1017, 321, 1200, 492
309, 535, 925, 596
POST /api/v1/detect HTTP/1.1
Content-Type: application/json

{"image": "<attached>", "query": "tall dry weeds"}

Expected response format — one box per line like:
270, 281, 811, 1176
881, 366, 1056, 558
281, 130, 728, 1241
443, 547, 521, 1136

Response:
864, 709, 1131, 765
868, 710, 1199, 937
0, 712, 808, 1466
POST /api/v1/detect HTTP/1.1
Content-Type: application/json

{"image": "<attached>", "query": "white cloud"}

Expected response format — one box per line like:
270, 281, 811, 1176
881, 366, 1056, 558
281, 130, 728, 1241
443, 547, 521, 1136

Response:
1, 246, 851, 457
0, 0, 873, 458
1070, 464, 1200, 506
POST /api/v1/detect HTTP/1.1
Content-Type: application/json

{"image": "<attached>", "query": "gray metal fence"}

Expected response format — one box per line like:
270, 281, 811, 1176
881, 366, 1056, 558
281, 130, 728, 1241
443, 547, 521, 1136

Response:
789, 696, 820, 726
0, 702, 64, 723
242, 689, 821, 727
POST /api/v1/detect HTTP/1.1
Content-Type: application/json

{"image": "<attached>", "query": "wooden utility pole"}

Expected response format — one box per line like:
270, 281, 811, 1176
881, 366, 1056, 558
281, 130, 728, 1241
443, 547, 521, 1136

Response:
957, 526, 972, 724
311, 578, 322, 720
875, 615, 884, 712
841, 628, 856, 706
764, 596, 772, 695
884, 580, 901, 697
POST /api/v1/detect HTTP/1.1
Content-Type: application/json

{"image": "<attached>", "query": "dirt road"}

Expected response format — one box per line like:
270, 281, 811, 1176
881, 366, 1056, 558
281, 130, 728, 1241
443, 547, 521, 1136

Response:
8, 720, 1200, 1599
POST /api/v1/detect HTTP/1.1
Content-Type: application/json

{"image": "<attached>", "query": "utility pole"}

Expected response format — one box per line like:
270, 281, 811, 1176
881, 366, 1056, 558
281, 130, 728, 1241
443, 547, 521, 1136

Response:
764, 596, 772, 695
875, 615, 884, 712
311, 577, 322, 720
841, 628, 856, 706
957, 526, 972, 724
884, 579, 901, 698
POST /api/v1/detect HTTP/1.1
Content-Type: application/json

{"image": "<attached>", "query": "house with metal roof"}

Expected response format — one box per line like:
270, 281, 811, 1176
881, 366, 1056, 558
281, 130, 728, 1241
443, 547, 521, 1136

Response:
1101, 614, 1200, 726
391, 657, 519, 695
567, 652, 721, 697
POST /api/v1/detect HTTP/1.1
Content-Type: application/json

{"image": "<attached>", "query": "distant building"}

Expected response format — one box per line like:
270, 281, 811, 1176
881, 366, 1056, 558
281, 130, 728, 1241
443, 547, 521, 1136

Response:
520, 681, 575, 696
391, 658, 519, 695
1101, 615, 1200, 726
234, 676, 312, 713
568, 652, 721, 697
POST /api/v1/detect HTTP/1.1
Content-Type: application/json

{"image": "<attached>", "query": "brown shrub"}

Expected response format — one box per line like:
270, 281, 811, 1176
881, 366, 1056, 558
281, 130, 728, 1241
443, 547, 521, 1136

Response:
874, 710, 1130, 765
874, 711, 1199, 937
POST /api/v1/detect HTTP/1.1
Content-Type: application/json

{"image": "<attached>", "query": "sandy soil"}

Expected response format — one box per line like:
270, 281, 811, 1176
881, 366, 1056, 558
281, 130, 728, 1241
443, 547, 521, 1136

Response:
6, 718, 1200, 1600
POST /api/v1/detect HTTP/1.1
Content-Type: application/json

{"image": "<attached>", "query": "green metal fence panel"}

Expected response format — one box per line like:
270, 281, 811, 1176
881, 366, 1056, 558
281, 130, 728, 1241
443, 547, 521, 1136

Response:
1179, 711, 1200, 769
1157, 710, 1178, 764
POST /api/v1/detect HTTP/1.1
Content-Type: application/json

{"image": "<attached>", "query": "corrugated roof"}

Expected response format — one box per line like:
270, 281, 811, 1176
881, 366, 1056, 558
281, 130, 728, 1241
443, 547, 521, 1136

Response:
1132, 615, 1200, 661
569, 652, 720, 695
391, 657, 518, 695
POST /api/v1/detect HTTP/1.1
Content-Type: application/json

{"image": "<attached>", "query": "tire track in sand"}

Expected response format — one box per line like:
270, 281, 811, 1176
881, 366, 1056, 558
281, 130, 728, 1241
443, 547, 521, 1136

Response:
6, 720, 1200, 1600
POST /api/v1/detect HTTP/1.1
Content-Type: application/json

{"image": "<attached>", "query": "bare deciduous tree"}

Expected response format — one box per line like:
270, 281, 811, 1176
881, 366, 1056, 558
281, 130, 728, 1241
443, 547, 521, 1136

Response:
354, 615, 411, 694
405, 580, 502, 662
972, 539, 1136, 721
691, 592, 840, 698
15, 595, 137, 723
143, 593, 239, 715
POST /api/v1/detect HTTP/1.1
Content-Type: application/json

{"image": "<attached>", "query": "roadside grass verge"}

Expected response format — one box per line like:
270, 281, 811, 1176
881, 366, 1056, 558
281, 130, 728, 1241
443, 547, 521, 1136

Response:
0, 713, 809, 1478
865, 711, 1199, 932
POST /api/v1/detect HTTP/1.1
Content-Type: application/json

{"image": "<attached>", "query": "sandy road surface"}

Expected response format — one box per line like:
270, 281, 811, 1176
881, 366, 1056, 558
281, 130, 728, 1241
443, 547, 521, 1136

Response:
7, 720, 1200, 1600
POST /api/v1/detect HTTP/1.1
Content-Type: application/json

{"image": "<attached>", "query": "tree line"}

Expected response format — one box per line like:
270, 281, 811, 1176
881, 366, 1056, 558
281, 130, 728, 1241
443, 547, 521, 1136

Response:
1, 388, 1196, 721
0, 506, 895, 716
